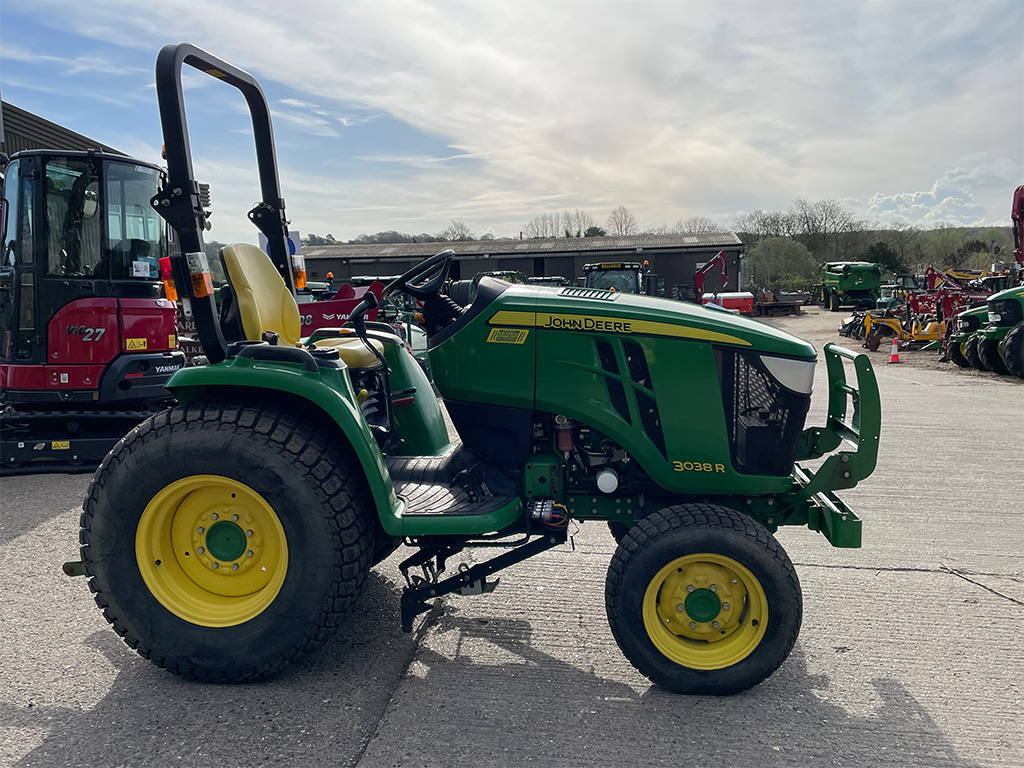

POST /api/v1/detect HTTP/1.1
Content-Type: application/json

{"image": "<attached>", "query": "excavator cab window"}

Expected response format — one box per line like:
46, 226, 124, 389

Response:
44, 157, 102, 277
104, 161, 164, 280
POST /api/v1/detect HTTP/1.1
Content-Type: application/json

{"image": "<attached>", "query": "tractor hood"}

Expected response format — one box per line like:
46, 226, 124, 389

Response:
487, 283, 817, 359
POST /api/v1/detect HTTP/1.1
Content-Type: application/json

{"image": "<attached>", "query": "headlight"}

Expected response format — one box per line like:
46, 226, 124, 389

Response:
759, 355, 816, 394
989, 312, 1001, 322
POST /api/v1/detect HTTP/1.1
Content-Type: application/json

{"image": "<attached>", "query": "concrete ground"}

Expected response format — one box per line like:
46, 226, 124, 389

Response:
1, 307, 1021, 767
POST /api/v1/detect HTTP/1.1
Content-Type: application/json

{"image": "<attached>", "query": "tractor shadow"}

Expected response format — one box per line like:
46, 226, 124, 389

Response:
3, 576, 990, 768
3, 570, 415, 768
358, 611, 986, 768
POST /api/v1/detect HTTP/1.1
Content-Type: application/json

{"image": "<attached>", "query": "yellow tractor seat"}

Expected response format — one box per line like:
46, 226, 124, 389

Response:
220, 244, 384, 368
220, 243, 302, 346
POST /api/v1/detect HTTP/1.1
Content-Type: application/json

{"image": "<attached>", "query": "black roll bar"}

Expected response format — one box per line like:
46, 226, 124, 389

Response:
151, 43, 293, 364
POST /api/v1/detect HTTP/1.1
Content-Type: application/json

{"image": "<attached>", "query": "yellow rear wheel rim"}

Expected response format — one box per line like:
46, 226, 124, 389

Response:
642, 553, 768, 670
136, 475, 288, 627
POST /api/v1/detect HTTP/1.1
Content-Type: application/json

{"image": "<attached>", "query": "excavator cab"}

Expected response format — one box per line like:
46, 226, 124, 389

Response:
0, 150, 184, 472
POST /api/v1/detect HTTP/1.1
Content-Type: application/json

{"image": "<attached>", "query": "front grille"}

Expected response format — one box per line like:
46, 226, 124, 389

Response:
990, 299, 1023, 327
717, 350, 810, 476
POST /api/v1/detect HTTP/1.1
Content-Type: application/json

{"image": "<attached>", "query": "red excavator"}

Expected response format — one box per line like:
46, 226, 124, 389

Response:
1, 149, 183, 473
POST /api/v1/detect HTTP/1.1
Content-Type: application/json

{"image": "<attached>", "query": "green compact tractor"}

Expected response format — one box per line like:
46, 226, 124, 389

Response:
819, 262, 882, 312
74, 45, 881, 695
974, 286, 1024, 378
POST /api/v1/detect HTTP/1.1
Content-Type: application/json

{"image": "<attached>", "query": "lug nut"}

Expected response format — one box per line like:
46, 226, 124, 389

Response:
723, 602, 730, 610
710, 584, 717, 592
211, 562, 219, 569
197, 547, 205, 554
232, 563, 239, 571
689, 622, 697, 630
197, 526, 204, 534
232, 514, 239, 521
211, 513, 218, 520
246, 530, 253, 537
687, 585, 695, 593
246, 550, 254, 557
712, 621, 720, 629
676, 603, 685, 612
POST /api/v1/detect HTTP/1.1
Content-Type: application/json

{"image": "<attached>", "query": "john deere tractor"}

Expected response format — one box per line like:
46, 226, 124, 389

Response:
73, 45, 881, 695
974, 286, 1024, 378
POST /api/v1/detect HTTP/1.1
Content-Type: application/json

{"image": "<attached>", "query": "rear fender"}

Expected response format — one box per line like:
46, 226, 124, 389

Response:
166, 356, 401, 529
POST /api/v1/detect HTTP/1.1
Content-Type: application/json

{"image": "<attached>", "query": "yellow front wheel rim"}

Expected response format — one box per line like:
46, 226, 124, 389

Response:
136, 475, 288, 627
642, 553, 768, 670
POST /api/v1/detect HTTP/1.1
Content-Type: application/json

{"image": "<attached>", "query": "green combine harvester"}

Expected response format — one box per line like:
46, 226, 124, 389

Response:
71, 44, 881, 695
819, 262, 883, 311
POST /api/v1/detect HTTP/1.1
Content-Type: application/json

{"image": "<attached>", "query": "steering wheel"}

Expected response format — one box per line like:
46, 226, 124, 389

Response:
381, 249, 454, 301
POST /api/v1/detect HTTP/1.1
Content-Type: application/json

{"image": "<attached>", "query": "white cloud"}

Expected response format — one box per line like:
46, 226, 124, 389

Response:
12, 0, 1022, 239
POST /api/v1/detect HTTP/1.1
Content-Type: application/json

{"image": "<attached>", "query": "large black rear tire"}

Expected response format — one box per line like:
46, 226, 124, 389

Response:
964, 334, 987, 371
81, 402, 375, 681
978, 337, 1010, 375
999, 322, 1024, 379
606, 503, 801, 695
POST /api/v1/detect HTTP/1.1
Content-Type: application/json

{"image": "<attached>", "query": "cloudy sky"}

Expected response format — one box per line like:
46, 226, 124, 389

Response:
2, 0, 1021, 245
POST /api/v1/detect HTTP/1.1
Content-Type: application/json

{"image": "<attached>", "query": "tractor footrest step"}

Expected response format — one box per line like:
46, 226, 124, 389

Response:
387, 444, 516, 517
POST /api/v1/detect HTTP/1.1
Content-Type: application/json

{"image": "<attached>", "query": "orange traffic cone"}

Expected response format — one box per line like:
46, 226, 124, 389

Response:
888, 337, 902, 364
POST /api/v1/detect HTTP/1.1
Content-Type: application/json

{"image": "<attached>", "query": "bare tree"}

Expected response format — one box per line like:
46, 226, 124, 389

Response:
673, 216, 719, 234
884, 220, 922, 269
734, 209, 798, 239
561, 209, 594, 238
523, 213, 561, 239
438, 219, 474, 241
606, 206, 638, 236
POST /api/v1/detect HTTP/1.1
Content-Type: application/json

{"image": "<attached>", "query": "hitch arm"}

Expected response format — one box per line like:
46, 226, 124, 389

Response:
400, 533, 565, 632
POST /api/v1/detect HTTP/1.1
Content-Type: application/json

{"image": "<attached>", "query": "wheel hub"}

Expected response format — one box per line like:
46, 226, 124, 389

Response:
684, 588, 721, 623
205, 520, 247, 562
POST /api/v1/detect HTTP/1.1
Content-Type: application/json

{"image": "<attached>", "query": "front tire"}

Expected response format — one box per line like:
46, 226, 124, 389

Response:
978, 337, 1009, 375
947, 340, 970, 368
606, 503, 801, 695
81, 402, 375, 681
828, 292, 841, 312
965, 334, 987, 371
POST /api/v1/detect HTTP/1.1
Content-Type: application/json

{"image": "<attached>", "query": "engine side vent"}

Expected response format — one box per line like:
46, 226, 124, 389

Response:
635, 391, 665, 457
623, 341, 652, 390
559, 287, 619, 301
595, 338, 619, 374
605, 379, 631, 425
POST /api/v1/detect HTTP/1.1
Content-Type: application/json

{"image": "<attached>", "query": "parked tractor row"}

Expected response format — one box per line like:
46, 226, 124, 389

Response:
837, 186, 1024, 380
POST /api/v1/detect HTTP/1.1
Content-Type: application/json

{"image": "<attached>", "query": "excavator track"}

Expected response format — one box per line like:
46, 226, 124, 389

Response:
1, 407, 164, 476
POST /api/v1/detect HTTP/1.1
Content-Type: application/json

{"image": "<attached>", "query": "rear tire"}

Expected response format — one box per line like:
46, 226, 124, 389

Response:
828, 292, 841, 312
978, 337, 1009, 375
965, 334, 987, 371
81, 402, 375, 681
606, 503, 801, 695
1000, 322, 1024, 379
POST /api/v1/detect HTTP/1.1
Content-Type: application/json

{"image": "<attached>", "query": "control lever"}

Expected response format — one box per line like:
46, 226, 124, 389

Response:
350, 291, 379, 338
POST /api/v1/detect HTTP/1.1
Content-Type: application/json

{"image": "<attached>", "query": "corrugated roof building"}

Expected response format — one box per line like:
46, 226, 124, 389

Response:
1, 101, 123, 157
304, 232, 744, 295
